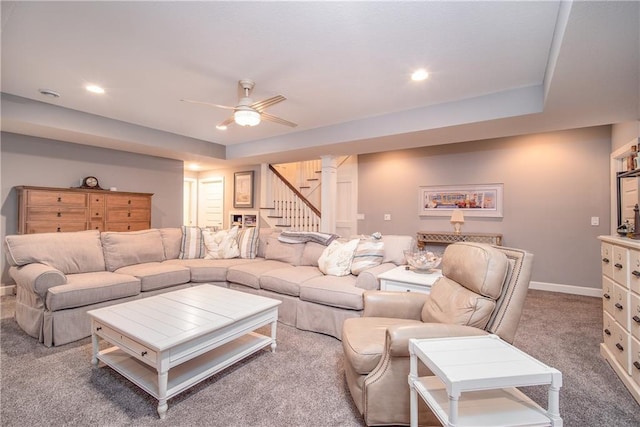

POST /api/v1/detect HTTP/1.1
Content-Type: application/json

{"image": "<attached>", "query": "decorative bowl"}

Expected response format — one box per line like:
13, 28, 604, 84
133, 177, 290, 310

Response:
403, 250, 442, 273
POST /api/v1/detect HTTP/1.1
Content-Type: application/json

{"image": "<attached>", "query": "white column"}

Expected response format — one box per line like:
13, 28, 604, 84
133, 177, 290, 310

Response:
260, 163, 272, 209
320, 155, 338, 233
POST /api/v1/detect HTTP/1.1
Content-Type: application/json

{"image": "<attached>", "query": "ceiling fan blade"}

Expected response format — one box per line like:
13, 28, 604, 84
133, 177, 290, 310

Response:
181, 99, 235, 110
250, 95, 286, 112
218, 116, 235, 127
261, 112, 298, 128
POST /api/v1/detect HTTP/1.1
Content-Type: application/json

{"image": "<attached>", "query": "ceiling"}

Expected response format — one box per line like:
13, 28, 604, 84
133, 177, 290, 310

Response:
1, 1, 639, 170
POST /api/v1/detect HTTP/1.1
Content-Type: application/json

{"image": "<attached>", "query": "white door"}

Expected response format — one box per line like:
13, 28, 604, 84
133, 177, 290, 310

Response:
198, 177, 224, 228
336, 155, 358, 237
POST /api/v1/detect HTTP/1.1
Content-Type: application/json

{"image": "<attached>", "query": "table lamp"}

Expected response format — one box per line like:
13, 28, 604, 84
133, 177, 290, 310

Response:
450, 210, 465, 234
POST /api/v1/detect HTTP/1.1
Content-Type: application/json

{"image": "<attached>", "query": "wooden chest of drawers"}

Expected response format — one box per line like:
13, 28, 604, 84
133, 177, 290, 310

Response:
16, 186, 153, 234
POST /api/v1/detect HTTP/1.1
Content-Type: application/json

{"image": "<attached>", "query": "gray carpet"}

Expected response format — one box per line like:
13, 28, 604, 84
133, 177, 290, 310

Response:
1, 290, 639, 426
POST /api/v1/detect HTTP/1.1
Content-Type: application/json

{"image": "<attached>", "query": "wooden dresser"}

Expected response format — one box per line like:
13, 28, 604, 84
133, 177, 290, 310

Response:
16, 186, 153, 234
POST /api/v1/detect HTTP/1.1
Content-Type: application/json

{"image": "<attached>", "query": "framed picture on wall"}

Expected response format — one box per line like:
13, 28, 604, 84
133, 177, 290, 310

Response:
418, 183, 503, 217
234, 171, 254, 208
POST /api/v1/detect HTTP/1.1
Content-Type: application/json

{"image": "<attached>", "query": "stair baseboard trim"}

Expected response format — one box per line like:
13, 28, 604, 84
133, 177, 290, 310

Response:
528, 281, 600, 298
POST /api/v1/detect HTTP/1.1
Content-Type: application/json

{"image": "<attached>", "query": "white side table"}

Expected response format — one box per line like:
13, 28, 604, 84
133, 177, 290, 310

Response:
378, 266, 442, 294
408, 335, 562, 427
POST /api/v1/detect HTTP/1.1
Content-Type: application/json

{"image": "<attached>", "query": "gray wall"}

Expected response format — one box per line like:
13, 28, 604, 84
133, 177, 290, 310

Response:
357, 126, 611, 290
1, 132, 184, 285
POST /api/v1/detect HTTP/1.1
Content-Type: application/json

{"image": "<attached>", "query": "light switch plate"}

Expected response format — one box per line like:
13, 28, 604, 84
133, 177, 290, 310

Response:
591, 216, 599, 226
384, 214, 391, 221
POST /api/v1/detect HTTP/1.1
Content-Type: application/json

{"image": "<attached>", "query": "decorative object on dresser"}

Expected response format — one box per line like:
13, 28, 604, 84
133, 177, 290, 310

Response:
79, 176, 102, 190
15, 185, 152, 234
598, 235, 640, 405
449, 210, 464, 234
416, 231, 502, 250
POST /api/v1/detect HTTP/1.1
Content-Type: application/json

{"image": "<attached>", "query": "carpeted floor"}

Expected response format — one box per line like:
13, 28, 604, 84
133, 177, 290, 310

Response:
1, 289, 639, 426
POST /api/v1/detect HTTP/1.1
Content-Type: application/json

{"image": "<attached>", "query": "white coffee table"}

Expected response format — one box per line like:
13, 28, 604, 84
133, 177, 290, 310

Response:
88, 285, 281, 419
378, 265, 442, 293
408, 335, 562, 427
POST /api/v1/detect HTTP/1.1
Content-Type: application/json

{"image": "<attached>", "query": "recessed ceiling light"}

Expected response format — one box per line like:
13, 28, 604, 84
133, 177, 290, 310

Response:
86, 84, 105, 94
411, 69, 429, 81
38, 88, 61, 98
216, 125, 227, 131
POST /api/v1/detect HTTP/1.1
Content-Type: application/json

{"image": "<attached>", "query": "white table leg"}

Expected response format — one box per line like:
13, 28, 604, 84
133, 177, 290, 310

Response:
270, 317, 278, 353
409, 343, 418, 427
548, 379, 563, 426
91, 325, 99, 366
448, 393, 460, 427
157, 371, 168, 419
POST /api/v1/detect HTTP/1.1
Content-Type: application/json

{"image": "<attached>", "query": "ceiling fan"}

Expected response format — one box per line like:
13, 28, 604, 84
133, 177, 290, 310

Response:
182, 79, 297, 129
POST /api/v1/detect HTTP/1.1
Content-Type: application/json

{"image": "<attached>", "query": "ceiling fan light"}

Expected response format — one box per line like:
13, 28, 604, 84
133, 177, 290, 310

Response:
234, 109, 261, 127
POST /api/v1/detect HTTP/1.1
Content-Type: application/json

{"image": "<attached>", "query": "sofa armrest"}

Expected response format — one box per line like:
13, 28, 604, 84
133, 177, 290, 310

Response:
362, 290, 428, 319
9, 263, 67, 297
386, 323, 488, 357
355, 262, 397, 290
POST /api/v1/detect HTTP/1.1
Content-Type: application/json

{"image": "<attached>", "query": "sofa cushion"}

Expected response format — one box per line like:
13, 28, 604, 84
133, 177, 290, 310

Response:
350, 239, 385, 275
237, 227, 259, 259
380, 235, 415, 265
299, 275, 364, 310
202, 227, 240, 259
160, 227, 182, 260
318, 239, 359, 276
227, 260, 291, 289
46, 272, 140, 311
264, 236, 305, 266
421, 277, 496, 329
115, 262, 190, 292
164, 258, 262, 282
256, 228, 277, 258
101, 229, 165, 272
179, 226, 205, 259
300, 242, 326, 267
442, 243, 508, 299
4, 230, 106, 274
259, 266, 324, 297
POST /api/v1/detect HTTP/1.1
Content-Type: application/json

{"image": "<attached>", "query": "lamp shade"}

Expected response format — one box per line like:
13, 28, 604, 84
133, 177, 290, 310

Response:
450, 210, 465, 223
234, 108, 261, 127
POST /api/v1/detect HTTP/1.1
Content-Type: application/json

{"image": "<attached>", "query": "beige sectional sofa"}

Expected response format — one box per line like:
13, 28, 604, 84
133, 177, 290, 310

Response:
4, 227, 414, 347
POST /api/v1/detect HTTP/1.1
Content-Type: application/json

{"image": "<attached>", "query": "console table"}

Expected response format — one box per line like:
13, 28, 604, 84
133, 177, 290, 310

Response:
417, 231, 502, 249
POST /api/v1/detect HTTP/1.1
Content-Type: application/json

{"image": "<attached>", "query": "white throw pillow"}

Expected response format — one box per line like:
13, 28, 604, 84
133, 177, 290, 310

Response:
350, 239, 385, 275
202, 226, 240, 259
318, 239, 359, 276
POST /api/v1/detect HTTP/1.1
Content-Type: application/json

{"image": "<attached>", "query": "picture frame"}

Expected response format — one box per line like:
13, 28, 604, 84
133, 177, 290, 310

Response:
233, 171, 254, 208
418, 183, 503, 217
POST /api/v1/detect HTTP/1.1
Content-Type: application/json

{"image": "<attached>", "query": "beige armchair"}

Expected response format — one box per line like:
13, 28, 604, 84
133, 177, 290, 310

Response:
342, 242, 534, 426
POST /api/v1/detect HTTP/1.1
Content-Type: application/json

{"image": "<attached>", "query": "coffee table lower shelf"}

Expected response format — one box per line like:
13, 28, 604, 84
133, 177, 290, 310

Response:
96, 332, 270, 403
414, 376, 552, 427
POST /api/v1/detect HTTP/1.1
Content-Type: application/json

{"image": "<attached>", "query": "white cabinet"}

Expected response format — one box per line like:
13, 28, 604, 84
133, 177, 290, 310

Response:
598, 235, 640, 403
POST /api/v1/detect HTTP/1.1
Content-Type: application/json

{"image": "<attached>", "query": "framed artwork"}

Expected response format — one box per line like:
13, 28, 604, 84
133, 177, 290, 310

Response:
233, 171, 254, 208
418, 183, 503, 217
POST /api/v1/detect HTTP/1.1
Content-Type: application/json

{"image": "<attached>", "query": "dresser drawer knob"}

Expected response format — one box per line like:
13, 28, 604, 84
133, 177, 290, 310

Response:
633, 270, 640, 278
128, 200, 131, 205
615, 303, 624, 310
96, 326, 102, 331
141, 351, 147, 357
57, 197, 62, 202
615, 263, 623, 269
604, 328, 611, 336
603, 293, 610, 300
56, 227, 61, 232
634, 361, 640, 370
602, 257, 610, 264
633, 315, 640, 324
57, 212, 61, 217
616, 343, 624, 351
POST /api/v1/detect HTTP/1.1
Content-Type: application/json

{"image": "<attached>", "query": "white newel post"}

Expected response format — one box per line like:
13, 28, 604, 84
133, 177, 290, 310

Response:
320, 155, 338, 233
260, 163, 272, 209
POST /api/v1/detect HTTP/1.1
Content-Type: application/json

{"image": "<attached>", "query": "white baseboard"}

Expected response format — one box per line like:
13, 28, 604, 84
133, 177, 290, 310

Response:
0, 285, 16, 296
529, 281, 601, 298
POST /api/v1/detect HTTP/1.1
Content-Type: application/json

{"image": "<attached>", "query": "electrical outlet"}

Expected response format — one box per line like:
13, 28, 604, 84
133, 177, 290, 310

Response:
384, 214, 391, 221
591, 216, 599, 226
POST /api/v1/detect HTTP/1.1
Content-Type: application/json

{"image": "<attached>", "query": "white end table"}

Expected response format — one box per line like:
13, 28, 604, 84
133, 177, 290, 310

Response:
408, 335, 562, 427
378, 266, 442, 294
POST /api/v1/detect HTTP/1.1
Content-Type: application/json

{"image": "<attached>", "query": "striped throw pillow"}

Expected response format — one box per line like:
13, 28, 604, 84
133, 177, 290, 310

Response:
237, 227, 259, 259
350, 239, 385, 275
179, 226, 205, 259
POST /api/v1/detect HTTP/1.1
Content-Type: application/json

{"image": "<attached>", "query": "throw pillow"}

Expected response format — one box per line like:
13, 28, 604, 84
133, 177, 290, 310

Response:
202, 226, 240, 259
237, 227, 259, 259
350, 239, 385, 275
318, 238, 359, 276
179, 226, 205, 259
